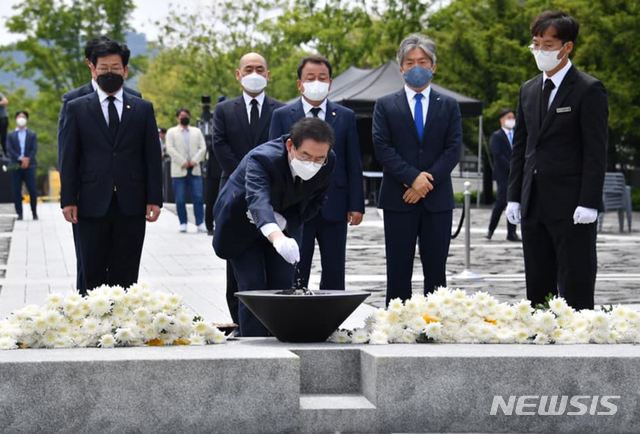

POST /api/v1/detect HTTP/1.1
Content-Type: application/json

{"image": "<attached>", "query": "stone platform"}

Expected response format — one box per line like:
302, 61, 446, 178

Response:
1, 340, 639, 433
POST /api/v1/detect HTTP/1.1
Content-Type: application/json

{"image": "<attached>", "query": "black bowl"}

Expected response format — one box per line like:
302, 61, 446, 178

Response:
235, 290, 370, 343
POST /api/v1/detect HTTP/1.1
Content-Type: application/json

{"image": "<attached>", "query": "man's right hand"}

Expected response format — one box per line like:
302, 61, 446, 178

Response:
403, 188, 422, 204
269, 231, 300, 265
506, 202, 521, 225
411, 172, 434, 197
62, 205, 78, 224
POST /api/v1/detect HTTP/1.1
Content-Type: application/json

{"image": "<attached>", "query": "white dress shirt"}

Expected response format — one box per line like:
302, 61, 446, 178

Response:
542, 59, 572, 108
97, 86, 123, 125
301, 98, 327, 120
243, 91, 265, 119
404, 84, 430, 126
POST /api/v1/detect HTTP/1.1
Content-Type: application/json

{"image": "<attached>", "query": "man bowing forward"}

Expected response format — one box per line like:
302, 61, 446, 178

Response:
60, 39, 163, 291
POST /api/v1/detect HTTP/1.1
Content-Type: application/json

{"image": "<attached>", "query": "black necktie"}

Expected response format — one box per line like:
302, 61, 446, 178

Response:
541, 78, 555, 121
107, 96, 120, 139
249, 99, 259, 142
310, 107, 321, 118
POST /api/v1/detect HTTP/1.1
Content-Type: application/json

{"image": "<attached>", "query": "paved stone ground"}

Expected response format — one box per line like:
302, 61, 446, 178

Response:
0, 199, 638, 324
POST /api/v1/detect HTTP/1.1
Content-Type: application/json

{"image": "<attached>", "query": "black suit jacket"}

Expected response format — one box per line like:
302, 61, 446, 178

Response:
58, 82, 141, 167
213, 136, 335, 260
7, 129, 38, 167
508, 65, 608, 219
490, 128, 512, 185
268, 98, 364, 221
60, 91, 163, 218
372, 88, 462, 212
212, 95, 284, 179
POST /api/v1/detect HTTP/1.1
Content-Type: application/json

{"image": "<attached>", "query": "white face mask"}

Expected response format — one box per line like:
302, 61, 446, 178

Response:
16, 117, 27, 128
302, 80, 330, 102
290, 157, 323, 181
240, 72, 267, 94
504, 119, 516, 130
531, 46, 565, 72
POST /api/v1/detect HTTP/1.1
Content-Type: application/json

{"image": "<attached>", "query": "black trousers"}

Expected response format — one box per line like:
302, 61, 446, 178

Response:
218, 177, 238, 324
0, 117, 7, 155
383, 208, 452, 305
72, 224, 86, 294
11, 167, 37, 217
230, 237, 295, 337
488, 178, 517, 237
77, 195, 146, 292
521, 186, 597, 310
297, 213, 348, 290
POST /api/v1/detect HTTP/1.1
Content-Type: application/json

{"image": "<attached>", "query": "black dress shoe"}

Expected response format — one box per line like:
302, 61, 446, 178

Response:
32, 214, 38, 221
207, 229, 214, 236
16, 215, 23, 221
484, 231, 493, 240
507, 234, 521, 242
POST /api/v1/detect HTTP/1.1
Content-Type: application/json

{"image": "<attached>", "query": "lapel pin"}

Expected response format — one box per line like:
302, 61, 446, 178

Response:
126, 105, 131, 109
332, 112, 336, 116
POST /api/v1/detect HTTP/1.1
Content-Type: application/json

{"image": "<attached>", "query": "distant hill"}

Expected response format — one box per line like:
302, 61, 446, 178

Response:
0, 32, 151, 96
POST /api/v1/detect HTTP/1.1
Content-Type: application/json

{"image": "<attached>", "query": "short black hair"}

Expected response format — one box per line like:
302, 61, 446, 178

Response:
175, 108, 191, 117
158, 127, 167, 134
90, 40, 131, 67
297, 55, 333, 79
290, 117, 334, 149
84, 36, 113, 59
498, 108, 514, 119
530, 11, 579, 43
15, 110, 28, 119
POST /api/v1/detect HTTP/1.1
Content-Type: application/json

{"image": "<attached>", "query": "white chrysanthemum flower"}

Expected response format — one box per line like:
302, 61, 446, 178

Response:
515, 299, 533, 317
368, 329, 388, 345
42, 330, 58, 348
533, 333, 550, 345
33, 315, 48, 334
114, 327, 137, 345
534, 311, 557, 334
0, 336, 18, 350
44, 310, 63, 328
514, 328, 531, 343
386, 310, 402, 326
111, 303, 128, 319
328, 330, 351, 343
398, 329, 418, 343
192, 321, 210, 336
351, 328, 369, 344
133, 307, 151, 324
98, 334, 116, 348
424, 322, 442, 340
46, 293, 64, 309
209, 328, 227, 344
591, 311, 609, 331
89, 295, 112, 317
388, 298, 404, 312
549, 297, 570, 315
188, 334, 205, 345
152, 313, 173, 333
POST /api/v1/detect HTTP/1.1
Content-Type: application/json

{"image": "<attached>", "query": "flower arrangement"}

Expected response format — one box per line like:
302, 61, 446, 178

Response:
328, 287, 640, 345
0, 284, 227, 350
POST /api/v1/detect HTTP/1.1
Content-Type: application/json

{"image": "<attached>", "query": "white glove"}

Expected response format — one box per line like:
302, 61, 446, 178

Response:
573, 206, 598, 224
506, 202, 521, 225
273, 236, 300, 264
274, 211, 287, 230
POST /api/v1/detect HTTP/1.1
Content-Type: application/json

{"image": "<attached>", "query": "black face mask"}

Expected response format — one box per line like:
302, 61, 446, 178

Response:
180, 117, 190, 126
97, 72, 124, 94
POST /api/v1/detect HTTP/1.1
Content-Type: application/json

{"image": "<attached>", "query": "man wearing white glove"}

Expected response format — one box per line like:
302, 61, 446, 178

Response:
507, 11, 608, 310
213, 118, 335, 336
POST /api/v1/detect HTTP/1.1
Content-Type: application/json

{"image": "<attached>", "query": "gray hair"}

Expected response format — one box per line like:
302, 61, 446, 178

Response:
397, 34, 437, 65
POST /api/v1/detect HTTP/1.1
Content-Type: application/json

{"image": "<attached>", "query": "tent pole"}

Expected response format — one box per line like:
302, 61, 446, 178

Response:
477, 115, 483, 207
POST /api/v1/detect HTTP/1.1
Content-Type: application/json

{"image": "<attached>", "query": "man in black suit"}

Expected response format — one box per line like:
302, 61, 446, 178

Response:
269, 55, 364, 290
57, 36, 141, 293
213, 118, 335, 336
507, 11, 608, 310
7, 111, 38, 220
373, 34, 462, 305
213, 52, 284, 324
60, 39, 162, 292
486, 108, 519, 241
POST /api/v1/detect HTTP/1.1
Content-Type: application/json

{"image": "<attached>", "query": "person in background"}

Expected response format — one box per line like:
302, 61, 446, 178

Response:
7, 111, 38, 221
507, 11, 608, 310
0, 91, 8, 155
165, 108, 207, 233
269, 55, 364, 290
213, 52, 283, 324
158, 127, 167, 155
486, 108, 520, 241
373, 34, 462, 305
213, 118, 336, 336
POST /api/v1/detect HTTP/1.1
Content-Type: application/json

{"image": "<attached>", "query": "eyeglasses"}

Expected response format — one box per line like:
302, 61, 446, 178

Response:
292, 148, 328, 165
95, 66, 124, 74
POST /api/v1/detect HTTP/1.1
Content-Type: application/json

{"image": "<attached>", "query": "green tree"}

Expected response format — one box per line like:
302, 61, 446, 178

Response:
0, 0, 136, 187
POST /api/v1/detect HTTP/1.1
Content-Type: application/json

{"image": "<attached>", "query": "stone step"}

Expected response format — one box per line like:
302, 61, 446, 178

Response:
299, 393, 377, 433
